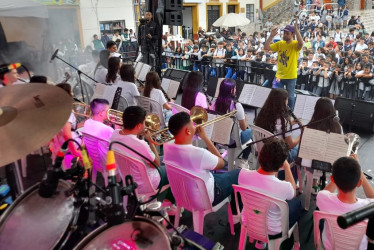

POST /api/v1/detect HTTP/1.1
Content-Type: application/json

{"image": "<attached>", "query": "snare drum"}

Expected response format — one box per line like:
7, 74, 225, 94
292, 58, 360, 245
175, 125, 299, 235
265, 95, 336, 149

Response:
74, 216, 171, 250
0, 180, 77, 250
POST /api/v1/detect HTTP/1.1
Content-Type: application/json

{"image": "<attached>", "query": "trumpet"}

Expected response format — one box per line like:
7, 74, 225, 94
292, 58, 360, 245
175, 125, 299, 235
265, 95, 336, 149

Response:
345, 133, 360, 154
72, 102, 92, 118
150, 106, 237, 145
106, 108, 161, 132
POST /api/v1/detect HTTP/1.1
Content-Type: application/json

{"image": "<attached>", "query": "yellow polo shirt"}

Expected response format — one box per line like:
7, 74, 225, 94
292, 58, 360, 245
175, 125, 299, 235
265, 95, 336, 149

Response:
270, 40, 301, 79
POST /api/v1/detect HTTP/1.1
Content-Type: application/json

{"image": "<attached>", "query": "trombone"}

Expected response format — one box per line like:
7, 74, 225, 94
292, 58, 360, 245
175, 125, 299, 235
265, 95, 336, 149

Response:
150, 106, 237, 145
106, 108, 161, 132
72, 102, 92, 118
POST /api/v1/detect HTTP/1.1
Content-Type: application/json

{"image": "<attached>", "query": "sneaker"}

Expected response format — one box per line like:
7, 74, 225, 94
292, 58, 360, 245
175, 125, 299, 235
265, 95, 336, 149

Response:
312, 185, 320, 195
255, 241, 267, 249
236, 159, 249, 169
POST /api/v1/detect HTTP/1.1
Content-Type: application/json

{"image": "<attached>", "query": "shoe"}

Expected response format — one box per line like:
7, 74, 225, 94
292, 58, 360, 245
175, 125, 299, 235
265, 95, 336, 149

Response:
165, 204, 184, 217
255, 241, 267, 249
312, 185, 320, 195
236, 159, 249, 169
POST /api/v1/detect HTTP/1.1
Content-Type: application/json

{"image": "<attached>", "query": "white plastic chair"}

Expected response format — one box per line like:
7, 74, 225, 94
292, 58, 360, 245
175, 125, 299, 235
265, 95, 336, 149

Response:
117, 96, 129, 111
313, 210, 368, 250
249, 124, 275, 169
227, 120, 252, 171
233, 185, 300, 250
82, 132, 109, 187
301, 158, 323, 211
113, 150, 169, 200
169, 102, 190, 115
135, 96, 166, 128
163, 161, 235, 235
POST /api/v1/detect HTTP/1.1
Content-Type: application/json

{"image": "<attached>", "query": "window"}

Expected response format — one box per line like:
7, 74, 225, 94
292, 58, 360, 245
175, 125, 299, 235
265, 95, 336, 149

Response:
228, 5, 236, 13
207, 5, 221, 29
246, 4, 254, 22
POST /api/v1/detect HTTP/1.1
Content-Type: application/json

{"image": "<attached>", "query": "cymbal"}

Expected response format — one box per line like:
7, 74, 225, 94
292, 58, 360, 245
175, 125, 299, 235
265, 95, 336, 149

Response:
0, 83, 72, 166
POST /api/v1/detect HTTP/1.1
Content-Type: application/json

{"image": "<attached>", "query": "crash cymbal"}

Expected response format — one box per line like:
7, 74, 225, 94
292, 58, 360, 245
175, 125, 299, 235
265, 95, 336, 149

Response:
0, 83, 72, 166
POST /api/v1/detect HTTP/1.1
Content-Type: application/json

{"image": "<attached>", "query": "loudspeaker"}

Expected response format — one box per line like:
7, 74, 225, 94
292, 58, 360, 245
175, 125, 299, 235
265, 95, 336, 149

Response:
165, 0, 183, 11
164, 11, 183, 26
334, 97, 374, 133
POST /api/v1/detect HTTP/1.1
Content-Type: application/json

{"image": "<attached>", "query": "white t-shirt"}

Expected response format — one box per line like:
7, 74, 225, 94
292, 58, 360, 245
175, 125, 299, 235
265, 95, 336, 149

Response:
238, 170, 294, 235
149, 88, 167, 106
317, 190, 374, 250
163, 143, 219, 203
110, 130, 159, 188
114, 80, 140, 106
355, 43, 368, 52
94, 65, 108, 84
195, 92, 208, 109
83, 119, 114, 169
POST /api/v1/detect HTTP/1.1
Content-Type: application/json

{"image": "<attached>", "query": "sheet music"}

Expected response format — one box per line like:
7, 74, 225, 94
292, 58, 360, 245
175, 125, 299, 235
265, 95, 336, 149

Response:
303, 96, 319, 121
138, 63, 151, 81
134, 62, 143, 79
299, 128, 349, 164
250, 87, 271, 108
238, 84, 256, 104
167, 80, 180, 99
294, 94, 307, 119
203, 113, 216, 139
299, 128, 327, 162
211, 117, 234, 144
214, 78, 225, 98
91, 83, 118, 106
324, 133, 349, 164
161, 78, 171, 93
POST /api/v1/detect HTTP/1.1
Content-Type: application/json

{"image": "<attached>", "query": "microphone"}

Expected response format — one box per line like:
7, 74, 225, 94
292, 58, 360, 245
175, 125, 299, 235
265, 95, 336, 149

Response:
105, 150, 125, 226
38, 140, 69, 198
50, 49, 59, 63
0, 63, 21, 74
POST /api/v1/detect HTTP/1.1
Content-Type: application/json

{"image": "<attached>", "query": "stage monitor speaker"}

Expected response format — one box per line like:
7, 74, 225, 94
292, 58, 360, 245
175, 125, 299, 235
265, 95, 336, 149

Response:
164, 11, 183, 26
165, 0, 183, 11
334, 97, 374, 133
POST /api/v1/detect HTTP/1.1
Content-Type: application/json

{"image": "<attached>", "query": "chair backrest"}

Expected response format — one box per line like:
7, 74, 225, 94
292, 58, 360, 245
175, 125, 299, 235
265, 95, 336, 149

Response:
117, 96, 129, 111
113, 150, 158, 197
232, 185, 290, 243
169, 102, 190, 115
82, 132, 109, 172
232, 120, 251, 150
164, 161, 213, 212
249, 124, 274, 154
135, 96, 166, 128
313, 210, 368, 250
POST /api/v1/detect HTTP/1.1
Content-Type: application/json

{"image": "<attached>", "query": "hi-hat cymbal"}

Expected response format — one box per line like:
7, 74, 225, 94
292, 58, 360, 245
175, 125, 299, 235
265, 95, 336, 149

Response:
0, 83, 72, 167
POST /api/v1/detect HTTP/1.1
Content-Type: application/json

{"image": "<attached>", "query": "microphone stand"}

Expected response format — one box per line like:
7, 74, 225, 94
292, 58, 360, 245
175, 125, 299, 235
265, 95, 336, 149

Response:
52, 52, 98, 103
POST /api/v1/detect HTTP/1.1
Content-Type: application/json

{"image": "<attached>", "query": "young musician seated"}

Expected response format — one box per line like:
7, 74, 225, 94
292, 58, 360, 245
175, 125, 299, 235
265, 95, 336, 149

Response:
110, 106, 169, 191
238, 138, 303, 249
163, 112, 241, 214
308, 97, 343, 194
83, 98, 114, 167
94, 50, 109, 84
209, 78, 252, 169
181, 71, 208, 110
317, 156, 374, 250
255, 89, 300, 180
114, 64, 140, 106
143, 72, 173, 122
105, 57, 121, 84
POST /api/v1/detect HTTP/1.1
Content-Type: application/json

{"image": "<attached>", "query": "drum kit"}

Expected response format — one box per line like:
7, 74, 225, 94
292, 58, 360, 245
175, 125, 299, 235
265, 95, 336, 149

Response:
0, 83, 219, 250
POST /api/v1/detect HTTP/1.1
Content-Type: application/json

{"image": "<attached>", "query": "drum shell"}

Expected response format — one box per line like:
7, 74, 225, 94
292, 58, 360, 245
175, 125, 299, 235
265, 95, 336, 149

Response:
0, 180, 75, 250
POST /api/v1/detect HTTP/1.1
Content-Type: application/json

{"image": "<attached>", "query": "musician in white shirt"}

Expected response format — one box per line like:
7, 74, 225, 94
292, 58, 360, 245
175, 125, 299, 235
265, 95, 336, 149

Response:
115, 64, 140, 106
94, 50, 109, 84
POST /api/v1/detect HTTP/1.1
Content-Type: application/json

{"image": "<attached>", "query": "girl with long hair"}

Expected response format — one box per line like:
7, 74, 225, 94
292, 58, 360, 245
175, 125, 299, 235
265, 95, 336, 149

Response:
94, 50, 110, 83
255, 88, 301, 179
210, 79, 252, 169
106, 57, 121, 84
308, 97, 342, 193
143, 71, 173, 122
181, 71, 208, 110
114, 64, 140, 106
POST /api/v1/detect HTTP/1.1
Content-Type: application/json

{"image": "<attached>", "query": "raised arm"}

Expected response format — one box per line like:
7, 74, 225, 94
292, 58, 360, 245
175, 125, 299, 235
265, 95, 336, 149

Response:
264, 27, 278, 51
294, 18, 304, 50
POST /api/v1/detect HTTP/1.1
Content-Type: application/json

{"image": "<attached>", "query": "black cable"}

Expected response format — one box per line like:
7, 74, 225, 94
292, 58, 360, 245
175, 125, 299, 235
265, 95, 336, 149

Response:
64, 138, 83, 150
20, 64, 31, 80
108, 141, 162, 205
